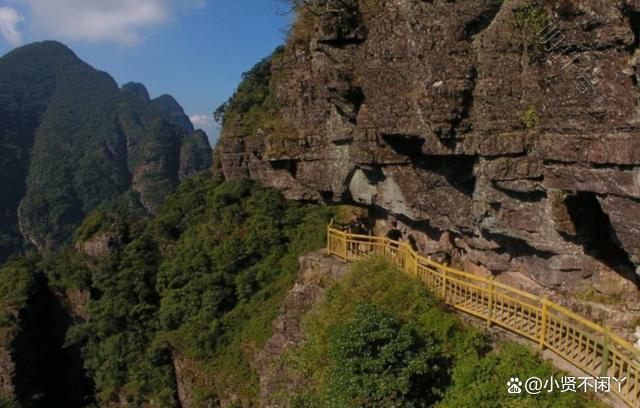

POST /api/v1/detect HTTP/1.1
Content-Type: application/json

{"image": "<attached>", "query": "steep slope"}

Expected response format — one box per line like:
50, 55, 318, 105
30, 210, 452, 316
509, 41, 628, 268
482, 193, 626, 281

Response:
0, 256, 92, 407
36, 176, 333, 407
152, 94, 195, 133
0, 41, 212, 259
0, 41, 85, 263
217, 0, 640, 315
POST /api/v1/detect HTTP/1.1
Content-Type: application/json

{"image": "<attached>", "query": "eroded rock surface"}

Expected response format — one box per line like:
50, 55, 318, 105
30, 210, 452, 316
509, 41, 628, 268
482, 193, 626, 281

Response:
256, 250, 349, 407
218, 0, 640, 331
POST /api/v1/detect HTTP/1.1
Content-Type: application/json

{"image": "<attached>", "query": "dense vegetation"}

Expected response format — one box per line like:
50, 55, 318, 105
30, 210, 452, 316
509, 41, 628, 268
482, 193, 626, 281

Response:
39, 174, 334, 406
284, 258, 603, 407
0, 257, 40, 343
0, 256, 55, 408
0, 41, 89, 262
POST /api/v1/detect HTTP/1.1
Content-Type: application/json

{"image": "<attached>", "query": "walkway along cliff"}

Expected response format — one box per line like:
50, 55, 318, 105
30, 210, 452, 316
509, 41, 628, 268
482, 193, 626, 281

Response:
215, 0, 640, 346
325, 222, 640, 407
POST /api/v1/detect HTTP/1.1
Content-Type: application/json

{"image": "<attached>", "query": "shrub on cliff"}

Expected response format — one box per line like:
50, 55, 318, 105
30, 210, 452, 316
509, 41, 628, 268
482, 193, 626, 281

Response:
326, 303, 448, 407
0, 256, 40, 338
513, 3, 549, 60
215, 49, 282, 134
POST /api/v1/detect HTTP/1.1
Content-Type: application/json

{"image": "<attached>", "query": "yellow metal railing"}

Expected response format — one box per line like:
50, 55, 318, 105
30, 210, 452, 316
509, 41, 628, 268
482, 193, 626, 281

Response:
326, 222, 640, 407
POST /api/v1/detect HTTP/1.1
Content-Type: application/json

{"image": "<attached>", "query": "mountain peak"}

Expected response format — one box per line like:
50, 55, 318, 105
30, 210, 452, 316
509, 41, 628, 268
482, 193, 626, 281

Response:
152, 94, 194, 133
122, 82, 150, 101
153, 94, 181, 109
1, 40, 81, 66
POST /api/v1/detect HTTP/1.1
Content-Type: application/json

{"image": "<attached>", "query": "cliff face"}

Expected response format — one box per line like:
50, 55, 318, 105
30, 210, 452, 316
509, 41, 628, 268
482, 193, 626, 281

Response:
0, 41, 213, 259
256, 250, 349, 406
0, 258, 92, 407
218, 0, 640, 304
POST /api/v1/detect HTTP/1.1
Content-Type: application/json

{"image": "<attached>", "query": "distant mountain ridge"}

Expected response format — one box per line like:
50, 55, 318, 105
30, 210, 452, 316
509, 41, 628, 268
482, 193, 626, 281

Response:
0, 41, 212, 260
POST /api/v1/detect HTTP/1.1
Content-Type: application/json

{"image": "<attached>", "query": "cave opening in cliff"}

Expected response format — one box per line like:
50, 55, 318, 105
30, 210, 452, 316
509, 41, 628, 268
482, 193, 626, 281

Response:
492, 184, 547, 203
563, 192, 638, 285
328, 82, 365, 126
551, 0, 580, 21
482, 230, 555, 259
269, 159, 298, 178
381, 135, 479, 198
415, 155, 478, 197
319, 190, 334, 203
623, 3, 640, 51
347, 86, 365, 122
461, 1, 503, 41
381, 133, 425, 157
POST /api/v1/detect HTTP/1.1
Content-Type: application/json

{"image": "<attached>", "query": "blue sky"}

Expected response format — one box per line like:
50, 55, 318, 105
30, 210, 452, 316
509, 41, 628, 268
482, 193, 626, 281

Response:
0, 0, 292, 144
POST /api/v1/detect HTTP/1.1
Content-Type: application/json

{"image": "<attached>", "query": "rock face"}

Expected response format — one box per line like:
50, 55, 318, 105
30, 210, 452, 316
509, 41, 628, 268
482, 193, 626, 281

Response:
0, 271, 92, 406
0, 343, 16, 401
0, 41, 213, 259
256, 250, 349, 407
218, 1, 640, 309
81, 232, 117, 259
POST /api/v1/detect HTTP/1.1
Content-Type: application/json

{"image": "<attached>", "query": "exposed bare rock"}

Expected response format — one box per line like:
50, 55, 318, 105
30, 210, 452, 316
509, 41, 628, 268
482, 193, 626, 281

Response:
599, 195, 640, 267
0, 341, 16, 400
255, 250, 349, 407
218, 0, 640, 330
61, 288, 90, 322
81, 233, 116, 259
173, 353, 198, 408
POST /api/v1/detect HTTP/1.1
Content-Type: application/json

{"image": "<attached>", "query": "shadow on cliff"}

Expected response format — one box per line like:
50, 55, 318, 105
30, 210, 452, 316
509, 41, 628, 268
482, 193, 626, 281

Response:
381, 133, 478, 197
563, 192, 640, 287
12, 274, 94, 407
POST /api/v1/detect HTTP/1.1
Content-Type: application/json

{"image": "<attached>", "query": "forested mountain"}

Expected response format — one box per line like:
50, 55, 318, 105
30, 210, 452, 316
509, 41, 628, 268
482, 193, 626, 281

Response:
0, 41, 212, 261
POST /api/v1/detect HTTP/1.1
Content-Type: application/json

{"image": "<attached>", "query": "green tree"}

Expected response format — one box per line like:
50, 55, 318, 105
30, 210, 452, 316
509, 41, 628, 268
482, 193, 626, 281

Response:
327, 303, 448, 407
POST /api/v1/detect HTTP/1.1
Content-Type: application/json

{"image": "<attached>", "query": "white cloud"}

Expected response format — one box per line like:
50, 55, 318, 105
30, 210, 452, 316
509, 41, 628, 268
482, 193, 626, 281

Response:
0, 7, 25, 46
190, 113, 215, 131
23, 0, 204, 46
189, 114, 219, 144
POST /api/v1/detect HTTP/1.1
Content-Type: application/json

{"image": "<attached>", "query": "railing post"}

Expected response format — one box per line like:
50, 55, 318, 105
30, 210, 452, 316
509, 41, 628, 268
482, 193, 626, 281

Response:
343, 232, 348, 260
384, 238, 390, 259
539, 296, 549, 350
412, 254, 418, 277
326, 224, 331, 255
600, 327, 611, 377
487, 276, 495, 327
440, 267, 448, 301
